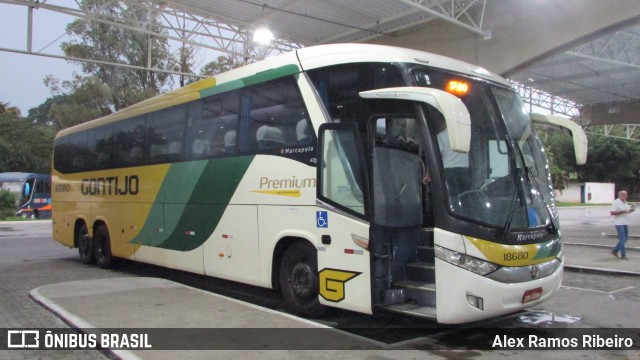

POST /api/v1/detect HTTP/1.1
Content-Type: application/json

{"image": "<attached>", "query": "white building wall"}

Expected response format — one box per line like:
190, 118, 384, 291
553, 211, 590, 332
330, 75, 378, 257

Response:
555, 183, 582, 203
584, 182, 615, 204
554, 182, 615, 204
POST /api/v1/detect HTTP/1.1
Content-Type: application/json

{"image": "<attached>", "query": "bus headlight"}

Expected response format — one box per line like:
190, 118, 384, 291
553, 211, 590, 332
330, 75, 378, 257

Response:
435, 245, 498, 276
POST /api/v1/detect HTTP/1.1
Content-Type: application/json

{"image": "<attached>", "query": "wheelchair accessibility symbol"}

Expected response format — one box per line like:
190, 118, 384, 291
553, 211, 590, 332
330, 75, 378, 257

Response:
316, 211, 328, 228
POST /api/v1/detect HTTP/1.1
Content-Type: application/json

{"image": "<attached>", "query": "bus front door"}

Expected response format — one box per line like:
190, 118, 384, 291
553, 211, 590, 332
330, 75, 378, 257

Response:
315, 123, 373, 314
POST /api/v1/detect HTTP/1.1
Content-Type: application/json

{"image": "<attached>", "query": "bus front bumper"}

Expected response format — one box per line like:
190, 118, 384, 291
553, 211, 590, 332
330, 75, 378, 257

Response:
434, 257, 563, 324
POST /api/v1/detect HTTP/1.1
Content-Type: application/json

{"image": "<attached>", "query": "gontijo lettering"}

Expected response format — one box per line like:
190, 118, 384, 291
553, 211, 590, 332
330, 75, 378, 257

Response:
81, 175, 139, 196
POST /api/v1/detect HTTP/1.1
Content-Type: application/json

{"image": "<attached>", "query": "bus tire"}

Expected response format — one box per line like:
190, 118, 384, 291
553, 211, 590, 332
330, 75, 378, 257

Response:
279, 241, 325, 318
93, 224, 113, 269
77, 223, 94, 264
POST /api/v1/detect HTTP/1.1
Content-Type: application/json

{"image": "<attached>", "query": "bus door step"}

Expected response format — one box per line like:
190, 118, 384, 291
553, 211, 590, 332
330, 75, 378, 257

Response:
381, 302, 437, 319
392, 280, 436, 306
405, 262, 435, 283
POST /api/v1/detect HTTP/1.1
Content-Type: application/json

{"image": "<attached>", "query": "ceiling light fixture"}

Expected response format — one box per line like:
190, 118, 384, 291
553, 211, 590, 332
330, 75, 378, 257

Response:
253, 4, 274, 45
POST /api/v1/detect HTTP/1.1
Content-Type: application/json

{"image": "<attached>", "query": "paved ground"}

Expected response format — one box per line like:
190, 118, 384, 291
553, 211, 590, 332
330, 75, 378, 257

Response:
0, 206, 638, 359
559, 206, 639, 275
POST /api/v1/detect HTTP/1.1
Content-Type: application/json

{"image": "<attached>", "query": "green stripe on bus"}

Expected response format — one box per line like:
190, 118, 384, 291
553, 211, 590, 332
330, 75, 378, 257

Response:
198, 64, 300, 98
532, 238, 562, 260
131, 156, 255, 251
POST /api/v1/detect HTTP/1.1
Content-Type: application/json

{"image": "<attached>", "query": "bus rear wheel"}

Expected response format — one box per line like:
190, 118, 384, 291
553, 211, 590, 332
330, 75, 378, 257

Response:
77, 223, 94, 264
279, 241, 325, 318
93, 225, 113, 269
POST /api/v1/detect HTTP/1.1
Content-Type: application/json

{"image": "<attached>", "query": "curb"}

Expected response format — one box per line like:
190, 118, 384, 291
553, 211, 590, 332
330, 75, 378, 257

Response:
564, 242, 640, 252
600, 233, 640, 239
563, 265, 640, 277
29, 287, 141, 360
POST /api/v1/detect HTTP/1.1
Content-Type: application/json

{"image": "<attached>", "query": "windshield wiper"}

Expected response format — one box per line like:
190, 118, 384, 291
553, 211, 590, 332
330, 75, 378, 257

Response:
501, 166, 523, 237
524, 165, 559, 233
502, 145, 558, 237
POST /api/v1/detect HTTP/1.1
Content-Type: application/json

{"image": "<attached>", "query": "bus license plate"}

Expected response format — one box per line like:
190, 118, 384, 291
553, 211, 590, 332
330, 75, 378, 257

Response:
522, 287, 543, 303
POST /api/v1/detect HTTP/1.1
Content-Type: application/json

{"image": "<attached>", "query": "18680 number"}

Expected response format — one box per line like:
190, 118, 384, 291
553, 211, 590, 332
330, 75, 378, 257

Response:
504, 251, 529, 262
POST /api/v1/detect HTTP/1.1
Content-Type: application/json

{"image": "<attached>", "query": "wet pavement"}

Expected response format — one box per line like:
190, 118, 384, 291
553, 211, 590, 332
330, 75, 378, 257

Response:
1, 206, 639, 359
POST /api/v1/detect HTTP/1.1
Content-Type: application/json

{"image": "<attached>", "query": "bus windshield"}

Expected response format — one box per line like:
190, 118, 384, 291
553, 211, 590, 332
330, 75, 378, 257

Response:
412, 66, 555, 232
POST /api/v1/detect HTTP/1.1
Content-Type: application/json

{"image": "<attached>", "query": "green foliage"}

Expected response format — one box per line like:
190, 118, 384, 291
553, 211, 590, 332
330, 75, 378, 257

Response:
0, 102, 21, 117
0, 189, 16, 220
0, 112, 55, 173
201, 55, 243, 77
61, 0, 173, 111
27, 95, 65, 126
581, 134, 640, 194
175, 44, 197, 87
43, 75, 113, 130
538, 128, 576, 190
539, 125, 640, 197
3, 1, 189, 172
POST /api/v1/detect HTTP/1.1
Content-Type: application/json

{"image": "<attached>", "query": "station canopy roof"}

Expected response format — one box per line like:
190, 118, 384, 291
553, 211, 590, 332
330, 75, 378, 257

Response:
4, 0, 640, 115
161, 0, 640, 110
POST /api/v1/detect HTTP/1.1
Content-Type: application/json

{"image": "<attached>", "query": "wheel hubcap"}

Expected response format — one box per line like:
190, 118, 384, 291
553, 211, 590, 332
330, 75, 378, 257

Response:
291, 263, 314, 299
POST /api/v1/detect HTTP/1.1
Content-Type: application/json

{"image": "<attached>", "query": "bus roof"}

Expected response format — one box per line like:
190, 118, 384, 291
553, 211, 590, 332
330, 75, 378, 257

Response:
0, 172, 50, 182
55, 43, 510, 139
296, 43, 510, 86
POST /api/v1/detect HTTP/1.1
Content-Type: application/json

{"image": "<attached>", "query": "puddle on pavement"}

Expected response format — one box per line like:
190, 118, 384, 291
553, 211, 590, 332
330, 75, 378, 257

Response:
517, 309, 581, 326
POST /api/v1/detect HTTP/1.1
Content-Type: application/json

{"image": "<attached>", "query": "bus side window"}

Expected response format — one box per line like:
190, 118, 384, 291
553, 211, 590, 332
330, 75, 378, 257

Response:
256, 124, 285, 151
114, 117, 147, 168
147, 105, 187, 164
296, 119, 312, 145
53, 137, 73, 173
318, 124, 367, 216
68, 132, 90, 173
88, 126, 113, 171
187, 92, 240, 159
23, 179, 33, 198
243, 76, 312, 157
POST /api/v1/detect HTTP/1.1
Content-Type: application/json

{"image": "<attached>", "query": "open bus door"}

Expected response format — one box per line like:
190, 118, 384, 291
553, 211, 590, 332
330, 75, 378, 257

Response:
314, 123, 373, 315
314, 88, 471, 318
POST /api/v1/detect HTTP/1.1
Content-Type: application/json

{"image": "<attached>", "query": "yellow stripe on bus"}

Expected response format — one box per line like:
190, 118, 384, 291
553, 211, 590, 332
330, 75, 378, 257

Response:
464, 236, 559, 267
52, 164, 172, 258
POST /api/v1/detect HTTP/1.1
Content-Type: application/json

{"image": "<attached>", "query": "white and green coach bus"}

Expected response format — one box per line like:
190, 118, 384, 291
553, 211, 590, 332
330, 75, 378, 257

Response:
52, 43, 587, 324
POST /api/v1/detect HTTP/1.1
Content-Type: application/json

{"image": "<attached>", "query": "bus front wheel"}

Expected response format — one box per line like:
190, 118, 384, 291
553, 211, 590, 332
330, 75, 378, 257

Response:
94, 225, 113, 269
77, 223, 94, 264
279, 241, 325, 318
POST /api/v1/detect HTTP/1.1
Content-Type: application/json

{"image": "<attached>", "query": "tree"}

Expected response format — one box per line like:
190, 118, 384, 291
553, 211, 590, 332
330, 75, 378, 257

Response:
0, 189, 16, 220
27, 95, 67, 127
538, 128, 577, 190
0, 102, 21, 118
43, 75, 113, 130
581, 134, 640, 196
61, 0, 173, 111
0, 109, 54, 173
174, 44, 197, 87
201, 55, 243, 77
540, 126, 640, 198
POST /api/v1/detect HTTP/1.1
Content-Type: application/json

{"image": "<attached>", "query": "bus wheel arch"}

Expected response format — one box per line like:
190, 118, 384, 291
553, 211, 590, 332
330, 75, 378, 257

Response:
271, 237, 299, 291
277, 239, 325, 318
75, 220, 94, 264
93, 222, 114, 269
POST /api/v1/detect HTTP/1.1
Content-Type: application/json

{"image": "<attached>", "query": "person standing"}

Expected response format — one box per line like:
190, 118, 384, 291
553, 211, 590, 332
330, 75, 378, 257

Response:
610, 190, 633, 260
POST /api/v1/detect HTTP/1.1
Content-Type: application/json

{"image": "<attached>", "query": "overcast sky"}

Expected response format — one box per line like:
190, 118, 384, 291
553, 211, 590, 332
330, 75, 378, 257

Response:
0, 4, 79, 115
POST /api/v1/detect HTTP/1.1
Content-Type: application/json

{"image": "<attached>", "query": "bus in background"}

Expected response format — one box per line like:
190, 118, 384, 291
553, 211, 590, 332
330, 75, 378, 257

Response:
51, 44, 587, 324
0, 172, 52, 219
